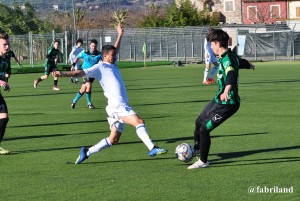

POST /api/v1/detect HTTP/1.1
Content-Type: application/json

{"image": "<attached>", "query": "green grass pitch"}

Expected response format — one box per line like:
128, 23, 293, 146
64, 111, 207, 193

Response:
1, 61, 299, 200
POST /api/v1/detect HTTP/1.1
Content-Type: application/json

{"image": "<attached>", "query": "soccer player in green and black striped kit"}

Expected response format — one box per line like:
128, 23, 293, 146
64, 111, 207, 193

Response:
34, 40, 61, 91
189, 29, 240, 169
0, 33, 11, 154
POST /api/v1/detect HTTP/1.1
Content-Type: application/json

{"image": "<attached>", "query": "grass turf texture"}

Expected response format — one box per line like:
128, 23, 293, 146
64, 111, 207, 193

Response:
10, 61, 173, 74
1, 61, 299, 200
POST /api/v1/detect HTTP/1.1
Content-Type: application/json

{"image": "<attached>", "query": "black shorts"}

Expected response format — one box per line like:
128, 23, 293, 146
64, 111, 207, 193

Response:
0, 94, 8, 113
44, 61, 57, 75
83, 78, 95, 84
198, 99, 239, 132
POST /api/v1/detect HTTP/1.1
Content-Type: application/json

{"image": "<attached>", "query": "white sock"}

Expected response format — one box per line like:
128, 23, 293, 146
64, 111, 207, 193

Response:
209, 66, 218, 79
203, 69, 209, 82
87, 137, 112, 156
136, 124, 155, 151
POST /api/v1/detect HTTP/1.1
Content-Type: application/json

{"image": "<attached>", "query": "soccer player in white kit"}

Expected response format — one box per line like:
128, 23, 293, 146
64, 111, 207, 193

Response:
203, 29, 218, 85
69, 39, 83, 83
53, 23, 168, 164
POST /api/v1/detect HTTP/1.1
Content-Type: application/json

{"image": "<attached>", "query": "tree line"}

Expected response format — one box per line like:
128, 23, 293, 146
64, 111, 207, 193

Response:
0, 0, 218, 35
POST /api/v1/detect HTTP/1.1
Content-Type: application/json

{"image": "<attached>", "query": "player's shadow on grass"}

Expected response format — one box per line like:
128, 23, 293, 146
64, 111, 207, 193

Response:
9, 119, 107, 128
163, 132, 269, 144
210, 145, 300, 167
78, 156, 176, 165
5, 131, 109, 141
6, 91, 77, 98
240, 79, 300, 85
210, 156, 300, 167
127, 84, 207, 91
133, 99, 210, 107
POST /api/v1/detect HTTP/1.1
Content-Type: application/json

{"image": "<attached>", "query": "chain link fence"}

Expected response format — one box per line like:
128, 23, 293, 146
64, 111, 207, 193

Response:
8, 23, 300, 67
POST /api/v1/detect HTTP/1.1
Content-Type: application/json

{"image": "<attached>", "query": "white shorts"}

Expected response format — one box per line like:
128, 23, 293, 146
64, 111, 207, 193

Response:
106, 103, 137, 133
205, 54, 218, 64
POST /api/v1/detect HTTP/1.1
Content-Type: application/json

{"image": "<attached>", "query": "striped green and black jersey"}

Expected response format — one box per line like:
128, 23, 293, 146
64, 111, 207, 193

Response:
46, 47, 59, 62
0, 56, 9, 81
6, 50, 15, 66
214, 49, 240, 105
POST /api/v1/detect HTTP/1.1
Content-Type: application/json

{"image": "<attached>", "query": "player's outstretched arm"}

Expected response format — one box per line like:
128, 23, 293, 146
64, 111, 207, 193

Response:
52, 70, 85, 78
114, 23, 123, 53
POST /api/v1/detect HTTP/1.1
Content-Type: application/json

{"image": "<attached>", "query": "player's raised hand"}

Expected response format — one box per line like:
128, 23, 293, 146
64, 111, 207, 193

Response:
52, 70, 61, 77
0, 80, 10, 92
117, 22, 123, 35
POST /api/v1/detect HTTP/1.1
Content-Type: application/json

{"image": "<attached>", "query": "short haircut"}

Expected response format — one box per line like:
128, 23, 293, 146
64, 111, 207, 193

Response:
0, 33, 9, 40
90, 39, 98, 45
54, 39, 60, 45
76, 38, 83, 44
102, 45, 116, 54
207, 29, 229, 48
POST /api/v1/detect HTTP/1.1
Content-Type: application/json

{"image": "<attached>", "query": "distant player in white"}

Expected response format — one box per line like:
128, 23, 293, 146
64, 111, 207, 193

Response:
69, 39, 83, 83
203, 29, 218, 85
53, 23, 168, 164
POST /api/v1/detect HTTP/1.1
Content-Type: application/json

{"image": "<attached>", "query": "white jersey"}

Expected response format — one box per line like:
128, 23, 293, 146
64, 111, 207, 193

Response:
69, 46, 83, 63
83, 61, 128, 106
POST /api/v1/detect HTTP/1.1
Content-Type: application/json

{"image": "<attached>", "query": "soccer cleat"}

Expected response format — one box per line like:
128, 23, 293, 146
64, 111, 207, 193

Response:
188, 159, 209, 169
207, 78, 216, 83
53, 86, 60, 91
71, 102, 76, 109
88, 103, 95, 109
33, 80, 38, 88
75, 147, 89, 164
148, 146, 168, 157
202, 80, 211, 85
0, 147, 10, 155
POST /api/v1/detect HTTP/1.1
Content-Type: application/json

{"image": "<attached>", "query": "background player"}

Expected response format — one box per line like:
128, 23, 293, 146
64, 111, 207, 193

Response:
5, 48, 22, 82
52, 23, 167, 164
70, 39, 102, 109
69, 38, 83, 84
203, 28, 218, 85
33, 40, 61, 91
0, 33, 11, 154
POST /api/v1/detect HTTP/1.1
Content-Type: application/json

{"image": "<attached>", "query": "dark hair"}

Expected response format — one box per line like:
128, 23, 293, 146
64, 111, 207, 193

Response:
54, 39, 60, 45
0, 33, 9, 40
76, 38, 83, 44
206, 28, 214, 41
90, 39, 98, 45
207, 29, 229, 48
102, 45, 116, 54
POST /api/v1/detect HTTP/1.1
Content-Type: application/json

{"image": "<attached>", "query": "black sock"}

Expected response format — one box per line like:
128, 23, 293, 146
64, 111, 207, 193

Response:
54, 80, 58, 86
0, 118, 9, 142
37, 78, 42, 82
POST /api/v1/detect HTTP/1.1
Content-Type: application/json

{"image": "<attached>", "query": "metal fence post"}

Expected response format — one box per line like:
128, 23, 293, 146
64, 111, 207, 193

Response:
65, 31, 68, 64
167, 28, 170, 61
191, 33, 194, 58
29, 32, 33, 67
273, 24, 277, 61
254, 26, 257, 61
133, 30, 137, 62
292, 24, 296, 60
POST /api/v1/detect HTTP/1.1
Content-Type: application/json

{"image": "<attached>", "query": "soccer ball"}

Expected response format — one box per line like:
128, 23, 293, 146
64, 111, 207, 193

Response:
175, 143, 194, 163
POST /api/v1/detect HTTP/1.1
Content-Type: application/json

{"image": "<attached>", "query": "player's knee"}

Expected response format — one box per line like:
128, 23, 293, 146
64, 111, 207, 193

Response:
195, 117, 202, 128
136, 118, 144, 125
110, 138, 119, 145
109, 135, 120, 145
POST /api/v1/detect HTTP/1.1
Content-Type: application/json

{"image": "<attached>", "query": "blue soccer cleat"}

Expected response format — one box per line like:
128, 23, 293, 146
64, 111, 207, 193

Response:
75, 147, 89, 164
148, 146, 168, 157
